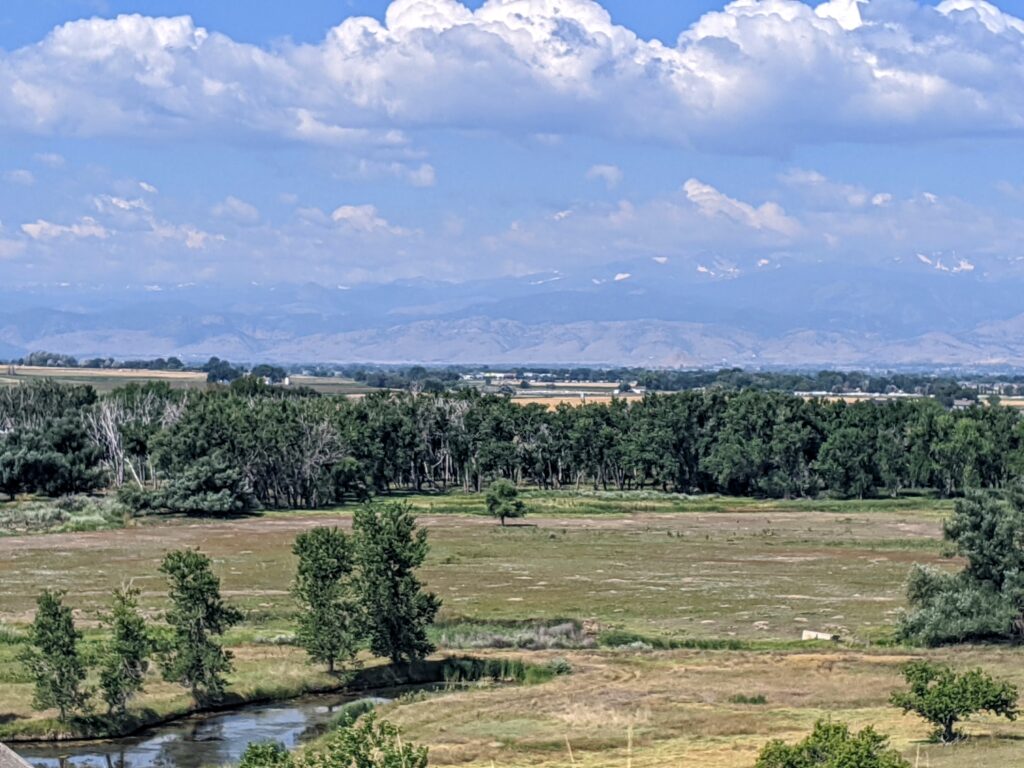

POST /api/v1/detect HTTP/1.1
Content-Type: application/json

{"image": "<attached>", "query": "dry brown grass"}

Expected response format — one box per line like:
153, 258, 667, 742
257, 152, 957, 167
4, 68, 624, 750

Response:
381, 647, 1024, 768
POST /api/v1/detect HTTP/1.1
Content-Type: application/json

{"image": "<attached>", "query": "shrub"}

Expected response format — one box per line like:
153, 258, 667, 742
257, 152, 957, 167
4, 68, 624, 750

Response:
728, 693, 767, 705
547, 657, 573, 676
328, 698, 379, 730
239, 741, 292, 768
890, 661, 1019, 743
755, 720, 910, 768
239, 715, 427, 768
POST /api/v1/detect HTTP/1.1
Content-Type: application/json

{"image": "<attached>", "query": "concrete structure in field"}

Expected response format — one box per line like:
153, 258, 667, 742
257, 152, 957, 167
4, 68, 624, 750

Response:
802, 630, 840, 642
0, 743, 31, 768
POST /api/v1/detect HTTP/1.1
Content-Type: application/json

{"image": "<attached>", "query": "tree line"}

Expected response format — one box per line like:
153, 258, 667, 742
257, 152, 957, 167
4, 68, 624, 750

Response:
19, 501, 438, 724
3, 379, 1024, 510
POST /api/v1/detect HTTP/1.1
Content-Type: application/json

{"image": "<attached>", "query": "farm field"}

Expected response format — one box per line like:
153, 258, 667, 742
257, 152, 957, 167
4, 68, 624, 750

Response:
285, 375, 382, 395
0, 368, 385, 396
0, 366, 207, 393
1, 493, 1021, 766
511, 394, 643, 408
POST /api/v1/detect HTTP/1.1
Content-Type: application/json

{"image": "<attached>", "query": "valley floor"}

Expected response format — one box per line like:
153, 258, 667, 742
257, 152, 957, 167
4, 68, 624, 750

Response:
1, 493, 1020, 765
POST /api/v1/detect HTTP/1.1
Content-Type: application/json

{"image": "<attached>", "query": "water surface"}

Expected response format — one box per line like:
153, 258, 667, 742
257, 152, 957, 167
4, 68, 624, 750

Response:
15, 691, 396, 768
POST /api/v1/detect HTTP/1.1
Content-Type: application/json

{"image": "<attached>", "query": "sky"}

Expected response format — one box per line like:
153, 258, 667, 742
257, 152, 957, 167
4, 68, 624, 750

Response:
1, 0, 1023, 287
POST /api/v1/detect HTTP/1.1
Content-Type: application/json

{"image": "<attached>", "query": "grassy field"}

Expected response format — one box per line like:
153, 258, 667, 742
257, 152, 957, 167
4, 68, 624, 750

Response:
1, 492, 1021, 766
286, 375, 382, 395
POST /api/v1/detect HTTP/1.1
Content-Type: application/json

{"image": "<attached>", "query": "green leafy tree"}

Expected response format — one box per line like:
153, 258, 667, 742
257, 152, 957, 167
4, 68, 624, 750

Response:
99, 583, 152, 718
155, 452, 257, 516
353, 502, 441, 664
900, 566, 1017, 646
901, 490, 1024, 645
20, 590, 90, 723
485, 479, 526, 526
293, 527, 359, 674
945, 490, 1024, 589
814, 426, 877, 499
755, 720, 910, 768
159, 549, 242, 704
890, 661, 1018, 743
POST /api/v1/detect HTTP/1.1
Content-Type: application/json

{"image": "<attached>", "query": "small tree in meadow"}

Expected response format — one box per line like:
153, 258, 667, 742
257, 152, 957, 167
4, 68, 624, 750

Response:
99, 583, 152, 718
293, 527, 360, 674
485, 479, 526, 526
353, 502, 441, 664
890, 661, 1018, 743
755, 720, 910, 768
160, 548, 242, 704
20, 590, 90, 723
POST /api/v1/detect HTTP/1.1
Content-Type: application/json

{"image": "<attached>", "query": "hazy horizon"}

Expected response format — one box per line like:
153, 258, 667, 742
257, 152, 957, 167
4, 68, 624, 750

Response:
3, 0, 1024, 365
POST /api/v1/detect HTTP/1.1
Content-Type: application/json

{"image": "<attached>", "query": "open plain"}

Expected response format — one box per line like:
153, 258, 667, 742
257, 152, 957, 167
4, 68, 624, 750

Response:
2, 493, 1022, 766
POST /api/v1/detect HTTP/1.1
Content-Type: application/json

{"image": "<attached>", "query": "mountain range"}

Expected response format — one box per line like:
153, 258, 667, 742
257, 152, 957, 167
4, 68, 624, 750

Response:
3, 257, 1024, 368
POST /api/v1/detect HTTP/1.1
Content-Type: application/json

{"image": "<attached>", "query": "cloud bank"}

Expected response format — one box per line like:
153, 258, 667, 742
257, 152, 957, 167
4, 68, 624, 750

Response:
1, 0, 1022, 153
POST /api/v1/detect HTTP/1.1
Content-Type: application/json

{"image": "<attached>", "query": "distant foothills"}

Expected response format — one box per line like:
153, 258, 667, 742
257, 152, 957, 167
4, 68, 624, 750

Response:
8, 263, 1024, 368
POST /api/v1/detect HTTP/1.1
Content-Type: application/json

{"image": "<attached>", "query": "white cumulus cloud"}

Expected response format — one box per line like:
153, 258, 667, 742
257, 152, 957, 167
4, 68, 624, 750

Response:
22, 216, 109, 240
683, 178, 800, 236
4, 169, 34, 185
33, 152, 65, 168
212, 195, 260, 224
586, 164, 624, 189
0, 1, 1022, 153
331, 204, 407, 235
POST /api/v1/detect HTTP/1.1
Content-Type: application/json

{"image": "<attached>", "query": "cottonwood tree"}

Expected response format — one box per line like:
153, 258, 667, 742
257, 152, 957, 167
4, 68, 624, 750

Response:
85, 383, 185, 490
890, 661, 1019, 743
292, 527, 359, 674
485, 479, 526, 526
99, 584, 152, 718
160, 549, 242, 704
20, 590, 90, 723
901, 489, 1024, 645
353, 502, 440, 664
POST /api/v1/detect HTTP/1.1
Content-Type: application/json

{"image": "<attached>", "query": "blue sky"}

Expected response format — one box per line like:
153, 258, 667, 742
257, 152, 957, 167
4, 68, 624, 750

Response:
1, 0, 1023, 287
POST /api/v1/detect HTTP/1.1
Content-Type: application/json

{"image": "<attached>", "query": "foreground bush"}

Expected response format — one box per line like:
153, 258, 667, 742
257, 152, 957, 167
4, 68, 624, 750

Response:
755, 720, 909, 768
890, 661, 1018, 743
239, 714, 427, 768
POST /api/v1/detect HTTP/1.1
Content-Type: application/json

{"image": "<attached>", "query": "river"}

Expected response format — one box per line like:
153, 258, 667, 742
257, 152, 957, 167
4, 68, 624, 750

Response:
13, 690, 401, 768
